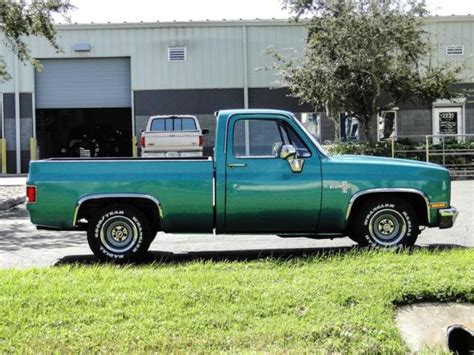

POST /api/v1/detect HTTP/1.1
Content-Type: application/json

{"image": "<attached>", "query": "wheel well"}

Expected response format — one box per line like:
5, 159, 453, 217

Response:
76, 198, 161, 230
347, 192, 429, 228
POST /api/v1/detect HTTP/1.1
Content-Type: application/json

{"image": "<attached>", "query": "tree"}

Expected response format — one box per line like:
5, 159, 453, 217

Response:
0, 0, 73, 81
273, 0, 460, 144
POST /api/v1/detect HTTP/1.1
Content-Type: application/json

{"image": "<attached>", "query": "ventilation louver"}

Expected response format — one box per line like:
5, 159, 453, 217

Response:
168, 47, 186, 61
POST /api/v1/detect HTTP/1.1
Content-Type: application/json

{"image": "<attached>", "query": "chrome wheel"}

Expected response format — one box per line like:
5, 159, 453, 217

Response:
368, 209, 407, 246
100, 216, 139, 253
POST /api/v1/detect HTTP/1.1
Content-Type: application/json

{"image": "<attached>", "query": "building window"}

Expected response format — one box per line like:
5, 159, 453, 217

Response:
378, 111, 397, 141
446, 45, 464, 56
340, 113, 360, 142
168, 47, 186, 62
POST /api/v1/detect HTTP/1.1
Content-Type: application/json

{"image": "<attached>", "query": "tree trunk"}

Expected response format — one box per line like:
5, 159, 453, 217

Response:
325, 101, 340, 143
362, 113, 378, 145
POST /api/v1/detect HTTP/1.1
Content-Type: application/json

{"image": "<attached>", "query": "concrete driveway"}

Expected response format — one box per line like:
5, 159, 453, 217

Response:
0, 180, 472, 268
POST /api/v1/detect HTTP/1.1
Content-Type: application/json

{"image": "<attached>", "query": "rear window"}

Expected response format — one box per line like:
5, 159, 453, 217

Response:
150, 117, 197, 132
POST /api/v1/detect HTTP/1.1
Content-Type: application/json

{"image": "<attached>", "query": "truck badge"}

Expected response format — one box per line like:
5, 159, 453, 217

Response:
328, 181, 349, 193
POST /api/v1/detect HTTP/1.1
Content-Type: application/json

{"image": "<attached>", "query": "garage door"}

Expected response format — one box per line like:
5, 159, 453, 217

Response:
35, 58, 131, 109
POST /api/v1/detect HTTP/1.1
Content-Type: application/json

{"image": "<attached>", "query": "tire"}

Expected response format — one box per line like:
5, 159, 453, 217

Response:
87, 205, 152, 262
350, 198, 419, 247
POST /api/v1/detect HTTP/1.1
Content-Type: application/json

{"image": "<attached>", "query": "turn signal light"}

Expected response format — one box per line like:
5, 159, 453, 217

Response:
430, 202, 448, 209
140, 135, 146, 148
26, 186, 37, 203
199, 135, 204, 146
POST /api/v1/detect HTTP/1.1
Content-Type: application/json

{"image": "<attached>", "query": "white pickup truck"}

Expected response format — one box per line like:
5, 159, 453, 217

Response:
140, 115, 208, 157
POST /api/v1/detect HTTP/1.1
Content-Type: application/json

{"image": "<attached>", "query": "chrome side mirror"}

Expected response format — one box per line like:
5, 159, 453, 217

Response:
280, 144, 297, 160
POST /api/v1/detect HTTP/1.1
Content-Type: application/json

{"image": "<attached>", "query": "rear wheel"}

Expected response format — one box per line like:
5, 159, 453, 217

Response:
350, 198, 419, 247
87, 205, 152, 262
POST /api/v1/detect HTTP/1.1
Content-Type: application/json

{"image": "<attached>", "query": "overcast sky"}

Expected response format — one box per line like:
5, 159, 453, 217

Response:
59, 0, 474, 24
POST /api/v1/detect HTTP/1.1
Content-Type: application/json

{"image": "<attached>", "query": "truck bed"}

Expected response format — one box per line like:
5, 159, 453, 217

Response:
27, 158, 214, 232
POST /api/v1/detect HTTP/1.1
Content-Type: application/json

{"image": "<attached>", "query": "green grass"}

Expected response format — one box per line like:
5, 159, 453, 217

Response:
0, 249, 473, 353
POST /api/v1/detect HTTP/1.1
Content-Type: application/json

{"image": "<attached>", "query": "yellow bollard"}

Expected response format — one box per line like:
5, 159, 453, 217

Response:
132, 136, 138, 158
30, 137, 37, 161
0, 138, 6, 174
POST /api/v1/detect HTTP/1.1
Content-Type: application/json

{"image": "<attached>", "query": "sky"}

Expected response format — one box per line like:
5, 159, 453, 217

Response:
58, 0, 474, 24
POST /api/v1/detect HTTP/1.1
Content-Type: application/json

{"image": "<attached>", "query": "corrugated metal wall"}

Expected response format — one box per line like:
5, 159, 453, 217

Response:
0, 17, 473, 94
0, 21, 307, 93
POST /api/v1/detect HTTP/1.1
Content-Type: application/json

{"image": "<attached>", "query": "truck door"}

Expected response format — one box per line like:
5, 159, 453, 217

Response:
225, 114, 322, 232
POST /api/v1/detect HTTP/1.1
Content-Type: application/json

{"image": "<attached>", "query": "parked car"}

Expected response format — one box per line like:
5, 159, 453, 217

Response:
140, 115, 208, 157
26, 109, 458, 262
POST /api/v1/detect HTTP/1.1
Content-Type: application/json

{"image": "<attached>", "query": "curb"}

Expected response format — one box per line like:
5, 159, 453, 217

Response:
0, 196, 26, 210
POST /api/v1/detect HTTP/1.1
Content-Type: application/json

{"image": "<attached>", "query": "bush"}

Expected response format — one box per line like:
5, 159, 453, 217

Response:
324, 140, 474, 167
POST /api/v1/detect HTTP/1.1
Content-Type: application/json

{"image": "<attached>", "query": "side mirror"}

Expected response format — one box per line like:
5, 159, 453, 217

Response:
202, 129, 210, 135
279, 144, 297, 160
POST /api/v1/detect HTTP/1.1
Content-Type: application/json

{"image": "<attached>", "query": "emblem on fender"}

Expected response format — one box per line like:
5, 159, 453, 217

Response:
327, 181, 350, 193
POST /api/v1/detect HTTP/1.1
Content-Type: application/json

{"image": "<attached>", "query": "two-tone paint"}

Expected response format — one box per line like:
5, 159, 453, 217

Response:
27, 109, 454, 236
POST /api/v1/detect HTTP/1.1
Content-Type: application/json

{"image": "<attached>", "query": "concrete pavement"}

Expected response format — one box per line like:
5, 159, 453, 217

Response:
0, 180, 472, 269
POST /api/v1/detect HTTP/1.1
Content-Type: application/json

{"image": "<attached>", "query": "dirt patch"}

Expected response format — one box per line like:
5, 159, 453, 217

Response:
0, 186, 26, 210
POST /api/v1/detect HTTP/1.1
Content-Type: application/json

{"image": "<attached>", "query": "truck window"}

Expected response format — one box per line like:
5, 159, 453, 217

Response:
281, 123, 311, 158
150, 117, 197, 132
233, 119, 311, 158
181, 118, 197, 131
233, 119, 283, 157
151, 118, 165, 131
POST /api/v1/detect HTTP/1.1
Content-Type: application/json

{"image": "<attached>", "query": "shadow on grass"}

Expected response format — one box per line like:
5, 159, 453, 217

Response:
54, 243, 469, 267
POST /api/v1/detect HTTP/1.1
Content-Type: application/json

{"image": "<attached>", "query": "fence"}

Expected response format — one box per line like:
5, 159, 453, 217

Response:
389, 134, 474, 179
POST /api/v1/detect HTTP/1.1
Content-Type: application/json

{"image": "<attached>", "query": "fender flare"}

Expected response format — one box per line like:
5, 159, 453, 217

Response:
345, 188, 431, 224
73, 193, 163, 226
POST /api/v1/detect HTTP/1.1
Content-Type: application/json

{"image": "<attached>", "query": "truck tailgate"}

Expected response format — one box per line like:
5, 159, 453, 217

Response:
144, 131, 201, 152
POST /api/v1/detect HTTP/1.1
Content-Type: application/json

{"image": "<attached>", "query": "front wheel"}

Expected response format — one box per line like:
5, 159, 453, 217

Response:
87, 205, 152, 262
350, 198, 419, 247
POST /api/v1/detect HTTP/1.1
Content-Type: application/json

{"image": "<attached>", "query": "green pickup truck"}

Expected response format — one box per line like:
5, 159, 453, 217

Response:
27, 109, 458, 261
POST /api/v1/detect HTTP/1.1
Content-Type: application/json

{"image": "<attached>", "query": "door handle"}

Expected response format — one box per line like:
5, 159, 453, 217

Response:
228, 163, 247, 168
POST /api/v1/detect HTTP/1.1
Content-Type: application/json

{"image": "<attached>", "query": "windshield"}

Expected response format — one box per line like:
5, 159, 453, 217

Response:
291, 115, 329, 157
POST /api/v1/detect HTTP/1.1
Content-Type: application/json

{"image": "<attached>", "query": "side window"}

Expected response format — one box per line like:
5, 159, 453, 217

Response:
233, 119, 284, 157
232, 119, 312, 158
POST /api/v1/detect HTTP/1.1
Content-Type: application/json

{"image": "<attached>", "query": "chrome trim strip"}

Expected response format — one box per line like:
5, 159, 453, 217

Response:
73, 193, 163, 226
345, 188, 431, 224
40, 158, 212, 163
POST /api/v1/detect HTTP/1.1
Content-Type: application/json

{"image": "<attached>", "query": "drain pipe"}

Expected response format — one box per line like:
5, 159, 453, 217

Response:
14, 56, 21, 174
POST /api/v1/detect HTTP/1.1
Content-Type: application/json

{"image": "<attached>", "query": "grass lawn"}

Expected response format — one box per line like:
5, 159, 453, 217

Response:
0, 248, 473, 353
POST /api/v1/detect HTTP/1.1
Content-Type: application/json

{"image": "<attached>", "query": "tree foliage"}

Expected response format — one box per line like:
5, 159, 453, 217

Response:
0, 0, 73, 81
273, 0, 461, 144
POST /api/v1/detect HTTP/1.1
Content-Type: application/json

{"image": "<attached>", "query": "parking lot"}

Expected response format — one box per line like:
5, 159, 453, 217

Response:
0, 180, 472, 269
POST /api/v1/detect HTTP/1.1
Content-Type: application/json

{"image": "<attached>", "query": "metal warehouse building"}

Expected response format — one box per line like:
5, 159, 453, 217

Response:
0, 16, 473, 173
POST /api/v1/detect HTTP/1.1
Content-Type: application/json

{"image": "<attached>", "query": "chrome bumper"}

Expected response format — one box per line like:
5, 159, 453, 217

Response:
438, 207, 459, 229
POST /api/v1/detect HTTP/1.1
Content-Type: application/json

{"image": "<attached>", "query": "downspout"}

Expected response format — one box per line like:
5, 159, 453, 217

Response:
242, 25, 249, 109
14, 56, 21, 174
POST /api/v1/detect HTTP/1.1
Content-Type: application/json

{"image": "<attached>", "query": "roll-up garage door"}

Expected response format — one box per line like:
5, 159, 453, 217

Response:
35, 58, 131, 109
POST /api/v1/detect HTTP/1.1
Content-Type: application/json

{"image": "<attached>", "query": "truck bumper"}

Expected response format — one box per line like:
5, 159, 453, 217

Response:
438, 207, 459, 229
